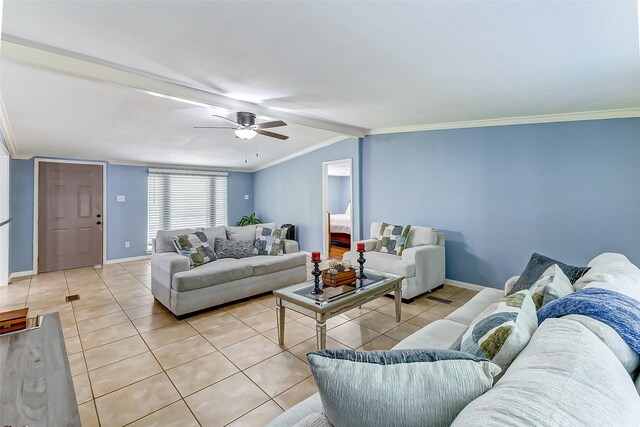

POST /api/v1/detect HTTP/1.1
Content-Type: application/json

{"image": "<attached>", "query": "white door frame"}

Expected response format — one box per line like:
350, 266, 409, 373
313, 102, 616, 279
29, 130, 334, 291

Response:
33, 158, 108, 274
322, 158, 353, 258
0, 142, 9, 286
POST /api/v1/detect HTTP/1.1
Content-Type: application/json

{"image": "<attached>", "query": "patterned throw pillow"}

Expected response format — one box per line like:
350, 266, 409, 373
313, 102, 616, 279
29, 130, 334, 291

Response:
508, 252, 590, 295
214, 238, 255, 259
461, 290, 538, 372
529, 264, 574, 309
374, 223, 411, 255
254, 226, 287, 256
171, 231, 216, 268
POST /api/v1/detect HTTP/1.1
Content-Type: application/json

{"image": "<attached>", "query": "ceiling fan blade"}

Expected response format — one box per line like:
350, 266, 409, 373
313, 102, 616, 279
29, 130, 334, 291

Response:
256, 129, 289, 140
193, 126, 237, 129
211, 114, 239, 126
255, 120, 287, 129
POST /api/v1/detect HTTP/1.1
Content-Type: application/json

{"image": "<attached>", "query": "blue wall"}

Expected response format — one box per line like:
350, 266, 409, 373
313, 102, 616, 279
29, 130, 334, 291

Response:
362, 118, 640, 288
254, 137, 361, 252
8, 158, 254, 273
9, 158, 34, 273
328, 175, 351, 214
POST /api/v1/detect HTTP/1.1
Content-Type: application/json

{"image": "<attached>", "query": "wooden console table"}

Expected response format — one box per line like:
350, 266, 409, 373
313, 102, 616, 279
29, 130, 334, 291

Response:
0, 313, 81, 426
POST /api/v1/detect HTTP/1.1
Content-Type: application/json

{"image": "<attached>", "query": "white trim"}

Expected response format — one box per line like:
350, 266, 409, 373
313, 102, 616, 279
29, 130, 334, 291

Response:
252, 136, 350, 172
321, 158, 353, 258
0, 96, 19, 158
369, 108, 640, 135
2, 39, 367, 138
33, 158, 108, 274
148, 168, 228, 177
444, 278, 490, 292
9, 270, 34, 281
103, 255, 151, 265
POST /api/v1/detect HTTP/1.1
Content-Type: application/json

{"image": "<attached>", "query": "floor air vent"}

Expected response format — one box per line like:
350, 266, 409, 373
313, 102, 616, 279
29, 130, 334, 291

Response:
65, 294, 80, 302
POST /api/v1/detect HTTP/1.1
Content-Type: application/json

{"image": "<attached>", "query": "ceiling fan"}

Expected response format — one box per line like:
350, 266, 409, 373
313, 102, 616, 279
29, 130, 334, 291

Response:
194, 112, 289, 140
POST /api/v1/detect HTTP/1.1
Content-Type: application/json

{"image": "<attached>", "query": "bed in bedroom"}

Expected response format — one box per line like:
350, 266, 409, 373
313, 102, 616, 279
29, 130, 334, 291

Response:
328, 204, 351, 248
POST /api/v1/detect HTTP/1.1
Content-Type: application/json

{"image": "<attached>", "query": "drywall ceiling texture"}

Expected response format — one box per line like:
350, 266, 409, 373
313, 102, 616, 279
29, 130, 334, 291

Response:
2, 1, 640, 169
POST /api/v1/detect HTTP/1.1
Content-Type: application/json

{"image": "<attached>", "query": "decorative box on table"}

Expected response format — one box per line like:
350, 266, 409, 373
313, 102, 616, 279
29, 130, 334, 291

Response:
321, 259, 357, 287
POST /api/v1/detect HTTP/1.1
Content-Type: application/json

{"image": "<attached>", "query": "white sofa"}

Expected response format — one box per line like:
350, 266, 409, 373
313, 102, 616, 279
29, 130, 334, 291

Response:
151, 223, 307, 317
343, 222, 445, 301
269, 252, 640, 426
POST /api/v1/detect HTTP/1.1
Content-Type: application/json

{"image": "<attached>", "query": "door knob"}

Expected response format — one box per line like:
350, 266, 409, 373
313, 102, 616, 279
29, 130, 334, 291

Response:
97, 214, 102, 218
96, 221, 102, 225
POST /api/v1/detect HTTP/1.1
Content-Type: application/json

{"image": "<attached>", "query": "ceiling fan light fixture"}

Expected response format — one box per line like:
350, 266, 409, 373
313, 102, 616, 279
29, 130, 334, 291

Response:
235, 128, 257, 140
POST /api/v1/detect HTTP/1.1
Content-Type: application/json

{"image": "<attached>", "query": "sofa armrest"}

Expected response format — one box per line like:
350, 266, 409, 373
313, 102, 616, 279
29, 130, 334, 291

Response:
284, 239, 299, 254
401, 245, 446, 292
151, 252, 190, 308
505, 275, 520, 295
351, 238, 377, 252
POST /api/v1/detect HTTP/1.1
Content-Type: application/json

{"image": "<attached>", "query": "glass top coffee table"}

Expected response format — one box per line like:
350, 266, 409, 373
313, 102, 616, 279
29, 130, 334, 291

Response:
273, 269, 404, 350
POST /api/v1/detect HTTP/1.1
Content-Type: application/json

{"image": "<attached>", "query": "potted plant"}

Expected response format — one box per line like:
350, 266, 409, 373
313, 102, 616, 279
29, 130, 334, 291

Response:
236, 213, 262, 226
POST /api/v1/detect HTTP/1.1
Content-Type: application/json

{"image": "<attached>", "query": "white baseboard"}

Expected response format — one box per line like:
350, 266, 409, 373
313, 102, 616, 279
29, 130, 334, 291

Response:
444, 278, 490, 292
103, 255, 151, 265
9, 270, 34, 281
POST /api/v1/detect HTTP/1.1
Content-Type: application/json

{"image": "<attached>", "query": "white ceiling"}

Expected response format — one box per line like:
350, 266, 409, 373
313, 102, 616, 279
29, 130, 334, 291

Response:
2, 1, 640, 169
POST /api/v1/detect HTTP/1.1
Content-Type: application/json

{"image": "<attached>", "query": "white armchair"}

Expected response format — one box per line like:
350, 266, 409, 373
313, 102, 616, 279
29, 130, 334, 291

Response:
343, 222, 446, 301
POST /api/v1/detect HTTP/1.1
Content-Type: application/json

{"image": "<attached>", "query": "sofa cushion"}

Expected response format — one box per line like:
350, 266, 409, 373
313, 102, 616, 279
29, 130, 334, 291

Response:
155, 227, 202, 253
446, 288, 505, 326
461, 290, 538, 372
226, 222, 276, 241
266, 395, 325, 427
374, 224, 411, 255
171, 231, 217, 267
563, 314, 640, 374
406, 226, 436, 248
203, 225, 226, 243
573, 253, 640, 302
529, 264, 574, 309
171, 258, 253, 291
308, 348, 500, 427
343, 251, 415, 278
508, 252, 590, 295
393, 319, 468, 350
292, 413, 333, 427
255, 226, 287, 256
451, 318, 640, 426
241, 253, 307, 276
214, 238, 255, 259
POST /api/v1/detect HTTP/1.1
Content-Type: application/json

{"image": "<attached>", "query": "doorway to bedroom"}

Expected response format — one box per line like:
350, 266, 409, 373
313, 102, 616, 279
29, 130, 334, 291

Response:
322, 159, 353, 260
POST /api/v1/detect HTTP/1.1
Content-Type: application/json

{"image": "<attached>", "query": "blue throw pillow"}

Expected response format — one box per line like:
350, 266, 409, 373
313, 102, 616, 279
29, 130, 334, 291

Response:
508, 252, 590, 295
307, 349, 500, 427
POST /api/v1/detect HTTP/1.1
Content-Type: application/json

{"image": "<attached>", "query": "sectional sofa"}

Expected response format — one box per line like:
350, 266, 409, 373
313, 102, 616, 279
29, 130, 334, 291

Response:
151, 223, 307, 316
268, 252, 640, 426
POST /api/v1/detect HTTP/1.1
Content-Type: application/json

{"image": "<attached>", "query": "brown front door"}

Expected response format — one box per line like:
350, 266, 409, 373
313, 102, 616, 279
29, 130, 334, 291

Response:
38, 162, 103, 273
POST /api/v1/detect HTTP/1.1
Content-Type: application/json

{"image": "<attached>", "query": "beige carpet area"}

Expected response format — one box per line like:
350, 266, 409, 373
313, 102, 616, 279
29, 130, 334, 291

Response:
0, 260, 478, 427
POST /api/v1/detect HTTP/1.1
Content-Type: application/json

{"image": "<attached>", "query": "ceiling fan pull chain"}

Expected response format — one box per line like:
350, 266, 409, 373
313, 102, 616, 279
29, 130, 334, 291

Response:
256, 140, 259, 158
244, 142, 247, 164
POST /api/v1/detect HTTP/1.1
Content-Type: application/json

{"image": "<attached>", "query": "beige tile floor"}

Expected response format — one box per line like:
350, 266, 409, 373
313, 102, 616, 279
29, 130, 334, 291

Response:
0, 260, 478, 427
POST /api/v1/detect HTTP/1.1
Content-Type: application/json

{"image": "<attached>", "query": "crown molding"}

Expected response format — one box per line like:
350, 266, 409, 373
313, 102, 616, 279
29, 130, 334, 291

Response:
0, 96, 19, 158
368, 108, 640, 135
250, 135, 351, 172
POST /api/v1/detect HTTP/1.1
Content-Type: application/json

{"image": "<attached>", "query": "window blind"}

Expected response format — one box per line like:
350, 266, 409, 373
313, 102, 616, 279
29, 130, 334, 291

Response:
147, 169, 228, 247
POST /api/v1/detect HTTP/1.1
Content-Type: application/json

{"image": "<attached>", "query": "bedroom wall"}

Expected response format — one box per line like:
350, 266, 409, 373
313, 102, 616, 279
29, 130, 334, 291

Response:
8, 158, 254, 274
254, 137, 361, 252
362, 118, 640, 288
328, 175, 350, 214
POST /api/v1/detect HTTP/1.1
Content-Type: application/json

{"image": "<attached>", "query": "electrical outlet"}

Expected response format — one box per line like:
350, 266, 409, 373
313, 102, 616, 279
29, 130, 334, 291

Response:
124, 241, 131, 248
244, 194, 250, 200
117, 195, 126, 203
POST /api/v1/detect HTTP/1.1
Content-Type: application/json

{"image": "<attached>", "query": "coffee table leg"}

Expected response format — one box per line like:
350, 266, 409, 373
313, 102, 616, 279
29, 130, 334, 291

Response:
394, 285, 402, 322
276, 298, 285, 346
316, 314, 327, 350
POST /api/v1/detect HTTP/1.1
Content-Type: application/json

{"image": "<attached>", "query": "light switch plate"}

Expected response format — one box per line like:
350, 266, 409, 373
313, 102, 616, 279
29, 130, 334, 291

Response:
124, 241, 131, 248
244, 194, 250, 200
116, 195, 126, 203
